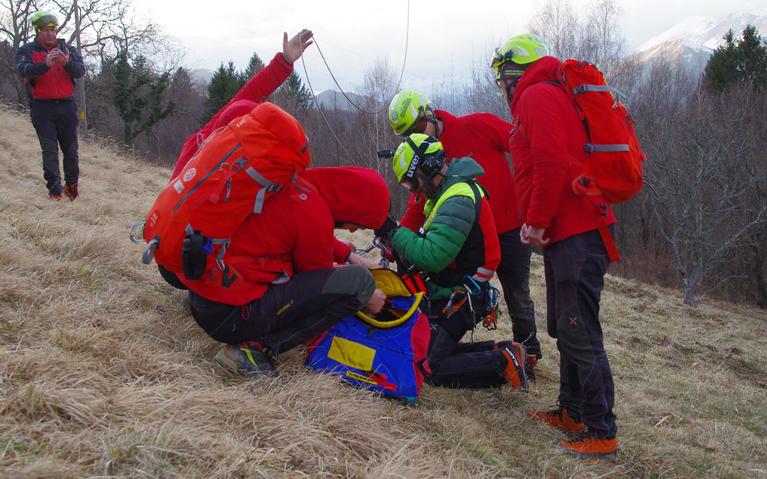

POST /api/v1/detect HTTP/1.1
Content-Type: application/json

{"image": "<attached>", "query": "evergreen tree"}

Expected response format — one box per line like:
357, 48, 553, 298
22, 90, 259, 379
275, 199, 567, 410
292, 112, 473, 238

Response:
202, 61, 244, 124
243, 52, 266, 80
704, 25, 767, 92
277, 72, 312, 111
113, 52, 176, 144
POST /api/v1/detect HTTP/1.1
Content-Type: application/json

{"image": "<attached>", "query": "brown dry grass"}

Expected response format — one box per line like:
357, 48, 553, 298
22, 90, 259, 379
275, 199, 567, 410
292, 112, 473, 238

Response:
1, 105, 766, 478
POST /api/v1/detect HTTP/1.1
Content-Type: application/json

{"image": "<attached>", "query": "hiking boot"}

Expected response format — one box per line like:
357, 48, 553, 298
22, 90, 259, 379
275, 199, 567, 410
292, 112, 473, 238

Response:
501, 342, 528, 390
63, 182, 79, 201
559, 429, 617, 459
49, 192, 63, 201
214, 342, 277, 378
528, 406, 585, 433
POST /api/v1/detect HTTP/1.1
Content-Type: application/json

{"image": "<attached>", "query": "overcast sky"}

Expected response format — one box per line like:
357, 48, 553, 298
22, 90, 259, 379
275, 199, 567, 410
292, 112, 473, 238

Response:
131, 0, 765, 93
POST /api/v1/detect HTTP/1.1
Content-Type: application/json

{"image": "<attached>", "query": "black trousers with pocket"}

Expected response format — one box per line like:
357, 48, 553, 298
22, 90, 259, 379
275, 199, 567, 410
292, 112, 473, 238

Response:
30, 99, 79, 194
544, 228, 617, 439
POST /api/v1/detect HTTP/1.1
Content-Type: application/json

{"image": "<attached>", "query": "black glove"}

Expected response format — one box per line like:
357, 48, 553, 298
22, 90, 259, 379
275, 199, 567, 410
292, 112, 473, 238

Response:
374, 215, 398, 241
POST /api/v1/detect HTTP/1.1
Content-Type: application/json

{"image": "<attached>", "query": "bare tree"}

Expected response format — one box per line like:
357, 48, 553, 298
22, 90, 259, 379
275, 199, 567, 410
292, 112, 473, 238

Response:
528, 0, 624, 71
640, 60, 767, 305
579, 0, 624, 72
360, 58, 399, 172
0, 0, 42, 103
528, 0, 579, 60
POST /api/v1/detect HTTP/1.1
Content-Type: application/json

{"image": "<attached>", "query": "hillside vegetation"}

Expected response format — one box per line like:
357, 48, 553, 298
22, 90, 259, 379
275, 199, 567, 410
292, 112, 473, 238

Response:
0, 106, 766, 478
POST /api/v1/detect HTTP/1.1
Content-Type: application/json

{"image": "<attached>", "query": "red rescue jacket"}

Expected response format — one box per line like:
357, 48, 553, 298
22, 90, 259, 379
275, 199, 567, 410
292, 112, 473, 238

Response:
180, 167, 390, 306
302, 166, 391, 264
508, 56, 616, 247
436, 110, 521, 233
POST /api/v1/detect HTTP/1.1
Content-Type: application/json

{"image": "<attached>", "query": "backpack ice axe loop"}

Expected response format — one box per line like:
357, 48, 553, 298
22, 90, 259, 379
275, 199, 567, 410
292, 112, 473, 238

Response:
209, 239, 238, 288
130, 221, 146, 244
214, 239, 230, 271
221, 265, 238, 288
142, 237, 159, 264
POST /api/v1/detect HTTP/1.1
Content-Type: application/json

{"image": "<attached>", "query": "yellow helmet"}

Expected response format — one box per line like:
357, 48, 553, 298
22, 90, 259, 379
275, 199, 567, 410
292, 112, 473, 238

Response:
388, 90, 434, 136
491, 33, 548, 80
392, 134, 445, 191
31, 11, 58, 32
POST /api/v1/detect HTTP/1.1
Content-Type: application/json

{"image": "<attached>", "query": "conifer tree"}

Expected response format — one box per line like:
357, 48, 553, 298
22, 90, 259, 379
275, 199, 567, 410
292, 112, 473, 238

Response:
202, 61, 244, 124
113, 53, 175, 144
243, 52, 266, 80
704, 25, 767, 92
277, 72, 312, 111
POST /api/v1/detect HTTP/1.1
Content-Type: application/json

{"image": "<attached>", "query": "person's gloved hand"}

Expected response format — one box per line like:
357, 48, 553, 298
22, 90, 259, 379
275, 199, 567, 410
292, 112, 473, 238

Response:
374, 216, 398, 241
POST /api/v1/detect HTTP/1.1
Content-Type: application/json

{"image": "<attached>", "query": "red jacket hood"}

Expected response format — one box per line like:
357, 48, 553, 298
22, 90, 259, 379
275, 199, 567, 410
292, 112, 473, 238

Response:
511, 56, 562, 115
301, 166, 390, 229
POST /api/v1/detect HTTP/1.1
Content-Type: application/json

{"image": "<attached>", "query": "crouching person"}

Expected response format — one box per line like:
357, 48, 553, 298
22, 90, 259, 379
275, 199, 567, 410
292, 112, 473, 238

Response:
181, 166, 391, 377
382, 134, 527, 389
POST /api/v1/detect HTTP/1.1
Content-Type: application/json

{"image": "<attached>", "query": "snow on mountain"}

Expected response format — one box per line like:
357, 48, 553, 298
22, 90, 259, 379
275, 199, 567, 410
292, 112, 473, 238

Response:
635, 13, 767, 75
638, 13, 767, 53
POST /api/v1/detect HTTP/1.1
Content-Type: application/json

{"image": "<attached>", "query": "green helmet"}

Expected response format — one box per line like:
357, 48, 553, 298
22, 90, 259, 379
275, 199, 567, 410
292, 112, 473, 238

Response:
392, 133, 445, 190
388, 90, 434, 136
31, 11, 58, 32
491, 33, 548, 78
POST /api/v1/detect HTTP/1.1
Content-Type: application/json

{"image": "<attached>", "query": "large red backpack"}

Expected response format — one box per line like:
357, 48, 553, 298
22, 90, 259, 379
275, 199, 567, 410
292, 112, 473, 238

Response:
555, 60, 647, 260
140, 102, 310, 288
556, 60, 646, 203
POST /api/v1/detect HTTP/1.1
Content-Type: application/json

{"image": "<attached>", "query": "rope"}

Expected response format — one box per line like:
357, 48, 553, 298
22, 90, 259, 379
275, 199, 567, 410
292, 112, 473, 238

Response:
301, 55, 357, 164
299, 0, 410, 163
307, 0, 410, 115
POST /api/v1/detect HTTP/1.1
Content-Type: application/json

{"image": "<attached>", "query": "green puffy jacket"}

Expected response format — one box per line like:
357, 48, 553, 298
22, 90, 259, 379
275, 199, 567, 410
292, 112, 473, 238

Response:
392, 157, 487, 299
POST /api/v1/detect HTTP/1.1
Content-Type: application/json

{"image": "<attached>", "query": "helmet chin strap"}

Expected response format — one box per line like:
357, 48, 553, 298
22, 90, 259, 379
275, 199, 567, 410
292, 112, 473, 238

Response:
427, 118, 441, 137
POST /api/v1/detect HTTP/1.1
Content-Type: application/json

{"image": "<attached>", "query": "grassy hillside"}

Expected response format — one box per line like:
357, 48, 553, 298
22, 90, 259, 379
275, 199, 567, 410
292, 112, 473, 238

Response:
0, 105, 765, 478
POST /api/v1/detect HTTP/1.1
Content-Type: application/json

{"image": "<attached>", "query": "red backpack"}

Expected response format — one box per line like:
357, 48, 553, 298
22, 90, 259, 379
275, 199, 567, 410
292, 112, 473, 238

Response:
555, 60, 647, 260
139, 102, 310, 288
556, 60, 645, 202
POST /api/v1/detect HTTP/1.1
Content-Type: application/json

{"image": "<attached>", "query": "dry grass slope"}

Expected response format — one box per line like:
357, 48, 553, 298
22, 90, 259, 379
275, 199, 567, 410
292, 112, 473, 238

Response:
0, 106, 766, 478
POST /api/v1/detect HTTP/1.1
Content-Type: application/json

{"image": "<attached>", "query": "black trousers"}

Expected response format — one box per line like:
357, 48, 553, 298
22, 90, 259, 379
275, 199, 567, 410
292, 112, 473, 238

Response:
189, 266, 375, 356
497, 229, 541, 357
30, 99, 79, 194
544, 229, 617, 439
424, 298, 510, 388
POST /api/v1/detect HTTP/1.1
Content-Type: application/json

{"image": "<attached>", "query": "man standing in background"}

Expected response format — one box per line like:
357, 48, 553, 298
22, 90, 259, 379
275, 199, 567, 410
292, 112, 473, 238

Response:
16, 11, 85, 202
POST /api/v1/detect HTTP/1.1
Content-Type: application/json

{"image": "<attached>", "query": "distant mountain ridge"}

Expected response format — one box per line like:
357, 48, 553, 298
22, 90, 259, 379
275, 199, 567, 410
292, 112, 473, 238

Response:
636, 13, 767, 74
312, 90, 371, 112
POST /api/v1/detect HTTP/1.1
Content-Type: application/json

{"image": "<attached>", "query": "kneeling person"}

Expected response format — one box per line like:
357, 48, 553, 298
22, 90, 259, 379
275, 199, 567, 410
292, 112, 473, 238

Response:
181, 166, 391, 377
385, 134, 527, 389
